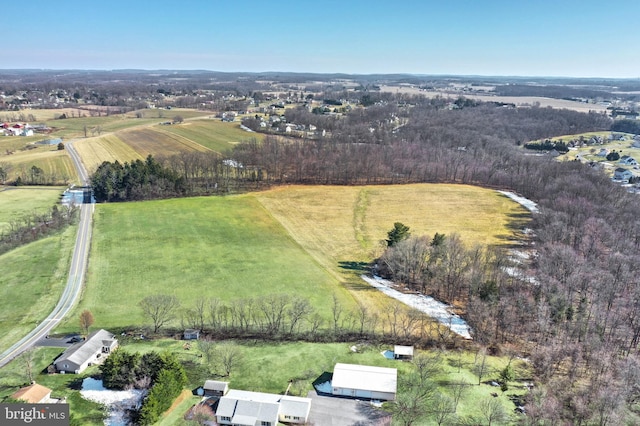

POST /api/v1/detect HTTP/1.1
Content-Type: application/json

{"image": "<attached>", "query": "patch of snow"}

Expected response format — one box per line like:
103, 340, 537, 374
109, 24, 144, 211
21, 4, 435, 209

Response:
361, 275, 472, 339
498, 190, 539, 213
80, 378, 147, 426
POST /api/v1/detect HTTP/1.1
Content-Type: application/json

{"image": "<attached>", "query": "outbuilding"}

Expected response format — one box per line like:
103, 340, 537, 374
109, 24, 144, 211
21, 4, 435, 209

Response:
203, 380, 229, 397
393, 345, 414, 360
331, 363, 397, 401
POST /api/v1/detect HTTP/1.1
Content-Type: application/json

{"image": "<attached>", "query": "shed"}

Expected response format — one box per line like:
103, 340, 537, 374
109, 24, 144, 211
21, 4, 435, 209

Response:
331, 363, 397, 401
393, 345, 414, 360
203, 380, 229, 397
183, 329, 200, 340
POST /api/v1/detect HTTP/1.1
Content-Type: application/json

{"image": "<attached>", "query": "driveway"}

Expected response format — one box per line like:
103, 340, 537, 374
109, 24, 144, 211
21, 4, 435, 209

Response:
306, 391, 391, 425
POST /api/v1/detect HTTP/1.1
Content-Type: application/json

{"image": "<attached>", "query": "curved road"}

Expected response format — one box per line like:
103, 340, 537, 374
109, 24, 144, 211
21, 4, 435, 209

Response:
0, 140, 93, 368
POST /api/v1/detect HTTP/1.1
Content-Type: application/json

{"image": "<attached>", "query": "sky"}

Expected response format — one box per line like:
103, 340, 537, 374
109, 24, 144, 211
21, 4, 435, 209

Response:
6, 0, 640, 78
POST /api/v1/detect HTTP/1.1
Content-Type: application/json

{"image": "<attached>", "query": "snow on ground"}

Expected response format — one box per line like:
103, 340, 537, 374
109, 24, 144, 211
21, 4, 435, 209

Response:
361, 275, 472, 339
80, 378, 147, 426
498, 190, 539, 213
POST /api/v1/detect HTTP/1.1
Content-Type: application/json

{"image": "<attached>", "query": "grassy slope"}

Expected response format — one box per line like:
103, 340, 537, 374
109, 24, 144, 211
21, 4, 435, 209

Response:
0, 186, 66, 232
0, 226, 76, 353
158, 119, 262, 152
59, 195, 354, 333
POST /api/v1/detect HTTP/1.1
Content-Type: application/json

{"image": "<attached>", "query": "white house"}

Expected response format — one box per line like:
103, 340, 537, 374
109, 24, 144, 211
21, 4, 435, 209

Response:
331, 363, 397, 401
216, 389, 311, 426
54, 329, 118, 374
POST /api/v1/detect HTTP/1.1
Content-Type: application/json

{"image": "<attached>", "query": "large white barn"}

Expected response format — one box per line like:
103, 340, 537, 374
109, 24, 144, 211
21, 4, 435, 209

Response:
331, 363, 397, 401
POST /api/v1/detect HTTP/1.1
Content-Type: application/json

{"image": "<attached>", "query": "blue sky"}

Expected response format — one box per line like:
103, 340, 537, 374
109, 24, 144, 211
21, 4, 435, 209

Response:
6, 0, 639, 78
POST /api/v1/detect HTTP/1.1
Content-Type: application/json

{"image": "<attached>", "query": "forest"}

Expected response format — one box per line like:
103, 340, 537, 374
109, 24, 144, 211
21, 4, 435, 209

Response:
89, 93, 640, 423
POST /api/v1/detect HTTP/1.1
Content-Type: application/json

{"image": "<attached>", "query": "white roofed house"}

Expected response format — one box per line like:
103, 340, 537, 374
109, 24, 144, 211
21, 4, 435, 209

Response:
215, 389, 311, 425
53, 329, 118, 374
393, 345, 414, 360
331, 363, 397, 401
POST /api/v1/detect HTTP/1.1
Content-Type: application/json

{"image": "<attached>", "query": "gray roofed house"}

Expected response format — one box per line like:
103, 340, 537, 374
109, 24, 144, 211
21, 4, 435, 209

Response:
54, 329, 118, 374
216, 389, 311, 425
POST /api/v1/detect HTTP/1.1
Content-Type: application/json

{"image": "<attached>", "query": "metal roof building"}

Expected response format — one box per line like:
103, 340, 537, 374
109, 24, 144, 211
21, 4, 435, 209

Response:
331, 363, 397, 401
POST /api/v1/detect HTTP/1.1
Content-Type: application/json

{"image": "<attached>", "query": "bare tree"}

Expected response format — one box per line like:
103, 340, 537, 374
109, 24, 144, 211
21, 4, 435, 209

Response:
480, 397, 509, 426
331, 293, 343, 335
216, 342, 243, 377
79, 309, 95, 335
139, 294, 180, 333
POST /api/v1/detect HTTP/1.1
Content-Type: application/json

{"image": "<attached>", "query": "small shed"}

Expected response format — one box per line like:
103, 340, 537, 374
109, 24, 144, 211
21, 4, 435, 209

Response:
183, 329, 200, 340
203, 380, 229, 397
393, 345, 414, 360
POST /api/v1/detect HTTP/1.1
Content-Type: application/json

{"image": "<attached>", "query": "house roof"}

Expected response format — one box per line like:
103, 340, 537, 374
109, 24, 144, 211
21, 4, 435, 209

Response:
279, 395, 312, 418
332, 363, 397, 394
204, 380, 229, 392
54, 329, 116, 367
11, 383, 51, 403
217, 390, 280, 424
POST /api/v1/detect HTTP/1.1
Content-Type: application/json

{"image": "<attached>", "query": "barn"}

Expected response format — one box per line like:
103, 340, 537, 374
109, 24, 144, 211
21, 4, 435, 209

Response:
331, 363, 397, 401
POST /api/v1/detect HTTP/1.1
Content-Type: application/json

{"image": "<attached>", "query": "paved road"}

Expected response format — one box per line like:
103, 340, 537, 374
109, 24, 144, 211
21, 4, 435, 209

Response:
0, 140, 93, 368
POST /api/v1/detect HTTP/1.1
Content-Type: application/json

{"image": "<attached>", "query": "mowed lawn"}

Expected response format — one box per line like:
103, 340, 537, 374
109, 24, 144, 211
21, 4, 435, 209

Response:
0, 186, 66, 232
0, 226, 76, 353
61, 195, 354, 332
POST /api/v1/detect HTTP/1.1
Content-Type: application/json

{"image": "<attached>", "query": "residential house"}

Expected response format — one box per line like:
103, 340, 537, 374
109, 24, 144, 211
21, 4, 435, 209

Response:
613, 168, 634, 181
596, 148, 609, 157
216, 389, 311, 425
331, 363, 397, 401
53, 329, 118, 374
393, 345, 414, 360
619, 155, 638, 166
10, 383, 52, 403
203, 380, 229, 397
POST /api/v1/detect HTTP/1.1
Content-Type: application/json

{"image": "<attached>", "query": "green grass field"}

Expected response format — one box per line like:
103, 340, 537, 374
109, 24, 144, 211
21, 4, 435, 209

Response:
0, 226, 76, 353
0, 186, 66, 232
58, 194, 355, 333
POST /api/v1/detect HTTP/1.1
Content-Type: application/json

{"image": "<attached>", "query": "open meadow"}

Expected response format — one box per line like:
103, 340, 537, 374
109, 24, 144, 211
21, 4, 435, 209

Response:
0, 226, 76, 353
55, 184, 529, 335
0, 186, 66, 232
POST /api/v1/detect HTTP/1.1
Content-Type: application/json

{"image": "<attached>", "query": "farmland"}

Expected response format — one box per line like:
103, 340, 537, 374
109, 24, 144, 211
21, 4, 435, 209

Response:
0, 186, 66, 232
157, 119, 263, 152
53, 184, 527, 335
0, 226, 76, 353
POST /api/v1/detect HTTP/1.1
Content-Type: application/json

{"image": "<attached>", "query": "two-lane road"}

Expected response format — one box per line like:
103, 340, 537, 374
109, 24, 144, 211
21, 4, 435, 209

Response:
0, 140, 93, 368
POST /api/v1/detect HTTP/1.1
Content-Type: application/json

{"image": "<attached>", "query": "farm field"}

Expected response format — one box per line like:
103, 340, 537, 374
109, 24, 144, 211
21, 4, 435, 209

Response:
54, 184, 528, 335
0, 146, 76, 185
58, 194, 355, 333
41, 108, 211, 139
0, 186, 66, 232
157, 119, 263, 152
71, 134, 144, 174
0, 226, 76, 353
116, 127, 211, 157
256, 184, 528, 279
